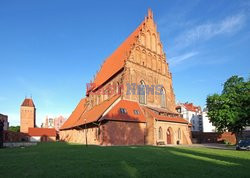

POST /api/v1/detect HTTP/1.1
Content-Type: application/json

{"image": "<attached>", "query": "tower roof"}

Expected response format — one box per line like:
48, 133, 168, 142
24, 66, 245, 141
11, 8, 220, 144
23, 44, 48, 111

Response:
21, 98, 35, 107
89, 9, 155, 92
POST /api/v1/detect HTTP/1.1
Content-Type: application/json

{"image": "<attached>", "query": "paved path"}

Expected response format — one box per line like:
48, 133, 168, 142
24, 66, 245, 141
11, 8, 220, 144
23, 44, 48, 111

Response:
181, 143, 235, 150
161, 143, 235, 150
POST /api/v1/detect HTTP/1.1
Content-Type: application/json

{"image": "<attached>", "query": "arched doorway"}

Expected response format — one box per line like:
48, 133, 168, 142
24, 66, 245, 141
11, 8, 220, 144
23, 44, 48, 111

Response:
166, 127, 173, 144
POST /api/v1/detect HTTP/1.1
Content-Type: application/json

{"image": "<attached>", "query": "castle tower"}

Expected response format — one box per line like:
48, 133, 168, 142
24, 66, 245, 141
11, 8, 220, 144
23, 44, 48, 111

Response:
20, 98, 36, 133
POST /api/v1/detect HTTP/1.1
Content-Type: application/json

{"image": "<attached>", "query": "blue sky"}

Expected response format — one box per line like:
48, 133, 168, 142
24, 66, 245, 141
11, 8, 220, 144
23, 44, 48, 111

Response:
0, 0, 249, 126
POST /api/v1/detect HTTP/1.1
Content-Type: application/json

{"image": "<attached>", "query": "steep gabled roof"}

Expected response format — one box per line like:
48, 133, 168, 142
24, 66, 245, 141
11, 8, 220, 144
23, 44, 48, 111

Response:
144, 107, 188, 124
102, 100, 146, 123
73, 94, 120, 127
60, 95, 121, 130
146, 106, 178, 114
178, 103, 201, 112
60, 98, 88, 130
21, 98, 35, 107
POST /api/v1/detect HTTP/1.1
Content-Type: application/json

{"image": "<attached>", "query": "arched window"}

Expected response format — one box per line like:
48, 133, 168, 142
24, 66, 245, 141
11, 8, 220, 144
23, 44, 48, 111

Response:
158, 127, 163, 140
139, 80, 146, 104
178, 128, 181, 140
160, 87, 166, 108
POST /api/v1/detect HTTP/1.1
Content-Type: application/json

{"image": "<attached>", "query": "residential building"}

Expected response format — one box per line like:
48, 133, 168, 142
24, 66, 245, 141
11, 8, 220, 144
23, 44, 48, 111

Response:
202, 108, 216, 132
176, 103, 202, 131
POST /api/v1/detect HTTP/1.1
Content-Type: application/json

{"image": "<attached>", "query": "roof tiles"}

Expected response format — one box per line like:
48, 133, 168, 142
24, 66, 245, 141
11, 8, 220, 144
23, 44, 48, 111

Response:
21, 98, 35, 107
102, 100, 146, 123
145, 107, 188, 124
28, 128, 56, 137
60, 98, 88, 130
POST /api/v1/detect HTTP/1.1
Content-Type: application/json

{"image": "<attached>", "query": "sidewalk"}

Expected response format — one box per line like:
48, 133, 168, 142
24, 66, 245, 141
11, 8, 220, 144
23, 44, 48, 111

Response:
183, 143, 235, 150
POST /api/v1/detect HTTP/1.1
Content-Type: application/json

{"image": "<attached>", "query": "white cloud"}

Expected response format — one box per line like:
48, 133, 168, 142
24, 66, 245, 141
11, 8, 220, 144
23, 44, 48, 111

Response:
174, 13, 246, 49
168, 51, 199, 66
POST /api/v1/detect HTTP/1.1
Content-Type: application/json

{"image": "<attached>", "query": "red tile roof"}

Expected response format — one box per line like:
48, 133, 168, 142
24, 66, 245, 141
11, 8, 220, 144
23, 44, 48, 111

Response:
60, 95, 120, 130
146, 106, 178, 114
145, 108, 188, 124
28, 128, 56, 137
102, 100, 146, 123
182, 103, 200, 112
21, 98, 35, 107
60, 98, 88, 130
73, 95, 120, 127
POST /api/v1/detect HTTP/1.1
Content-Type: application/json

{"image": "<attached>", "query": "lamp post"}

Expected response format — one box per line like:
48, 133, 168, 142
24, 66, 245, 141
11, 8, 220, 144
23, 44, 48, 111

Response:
85, 118, 88, 147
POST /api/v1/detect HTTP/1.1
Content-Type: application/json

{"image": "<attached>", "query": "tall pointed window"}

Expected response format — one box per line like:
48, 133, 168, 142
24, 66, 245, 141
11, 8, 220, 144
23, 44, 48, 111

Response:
178, 128, 181, 140
160, 87, 166, 108
158, 127, 163, 140
139, 80, 146, 104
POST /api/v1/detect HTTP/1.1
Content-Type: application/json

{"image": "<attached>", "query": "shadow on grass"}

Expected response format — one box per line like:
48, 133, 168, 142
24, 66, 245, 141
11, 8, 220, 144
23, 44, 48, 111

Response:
0, 142, 249, 178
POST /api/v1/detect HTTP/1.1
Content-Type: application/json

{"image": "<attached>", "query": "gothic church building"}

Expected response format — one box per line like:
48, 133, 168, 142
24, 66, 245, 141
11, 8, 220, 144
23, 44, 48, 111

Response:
60, 9, 192, 145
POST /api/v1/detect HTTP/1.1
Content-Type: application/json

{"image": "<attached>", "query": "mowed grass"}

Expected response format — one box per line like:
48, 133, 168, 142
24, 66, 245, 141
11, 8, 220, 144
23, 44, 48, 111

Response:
0, 142, 250, 178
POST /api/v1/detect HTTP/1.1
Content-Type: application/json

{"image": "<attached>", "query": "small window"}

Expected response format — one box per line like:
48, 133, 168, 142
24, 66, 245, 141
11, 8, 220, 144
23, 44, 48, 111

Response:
134, 110, 140, 115
120, 108, 127, 114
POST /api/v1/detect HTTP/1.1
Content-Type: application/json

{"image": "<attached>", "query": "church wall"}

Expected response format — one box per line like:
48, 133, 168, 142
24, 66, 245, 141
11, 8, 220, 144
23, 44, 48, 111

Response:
59, 126, 100, 145
141, 107, 155, 145
100, 121, 146, 146
88, 72, 123, 109
155, 121, 192, 145
123, 59, 176, 112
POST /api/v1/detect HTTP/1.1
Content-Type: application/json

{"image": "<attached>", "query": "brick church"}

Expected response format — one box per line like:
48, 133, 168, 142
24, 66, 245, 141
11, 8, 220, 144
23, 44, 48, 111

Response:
60, 9, 192, 145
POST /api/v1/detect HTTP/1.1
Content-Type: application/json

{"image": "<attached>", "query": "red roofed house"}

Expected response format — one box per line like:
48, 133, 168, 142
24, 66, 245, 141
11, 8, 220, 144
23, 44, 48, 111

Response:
60, 9, 192, 145
28, 128, 56, 142
176, 103, 202, 131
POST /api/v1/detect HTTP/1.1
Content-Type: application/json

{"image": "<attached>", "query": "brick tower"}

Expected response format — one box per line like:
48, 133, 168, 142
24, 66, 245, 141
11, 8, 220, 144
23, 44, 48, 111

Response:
20, 98, 36, 133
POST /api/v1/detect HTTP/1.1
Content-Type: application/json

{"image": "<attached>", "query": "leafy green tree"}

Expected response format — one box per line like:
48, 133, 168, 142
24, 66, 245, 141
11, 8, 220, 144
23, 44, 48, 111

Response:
207, 75, 250, 141
8, 126, 20, 132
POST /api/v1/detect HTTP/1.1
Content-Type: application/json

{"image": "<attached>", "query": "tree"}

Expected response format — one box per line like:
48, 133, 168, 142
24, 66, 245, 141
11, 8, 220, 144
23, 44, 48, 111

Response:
206, 75, 250, 141
8, 126, 20, 132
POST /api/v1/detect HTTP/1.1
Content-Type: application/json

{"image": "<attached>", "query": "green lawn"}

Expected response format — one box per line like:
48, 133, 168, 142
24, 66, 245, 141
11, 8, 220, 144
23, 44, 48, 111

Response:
0, 142, 250, 178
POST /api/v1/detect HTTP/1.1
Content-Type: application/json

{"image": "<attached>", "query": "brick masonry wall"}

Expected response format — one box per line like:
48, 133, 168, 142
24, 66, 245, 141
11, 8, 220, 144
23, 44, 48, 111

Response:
3, 131, 29, 142
155, 121, 192, 145
60, 126, 99, 145
100, 121, 146, 146
192, 131, 236, 144
20, 106, 36, 133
